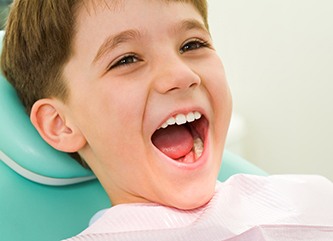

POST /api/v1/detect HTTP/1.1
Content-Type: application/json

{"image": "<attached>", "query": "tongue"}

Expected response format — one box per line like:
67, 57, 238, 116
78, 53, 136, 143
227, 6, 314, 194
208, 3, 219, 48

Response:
152, 125, 193, 159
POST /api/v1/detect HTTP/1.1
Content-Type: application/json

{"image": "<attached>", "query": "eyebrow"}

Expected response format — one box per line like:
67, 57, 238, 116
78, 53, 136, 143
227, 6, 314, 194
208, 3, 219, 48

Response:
92, 19, 208, 65
174, 19, 209, 35
92, 29, 142, 64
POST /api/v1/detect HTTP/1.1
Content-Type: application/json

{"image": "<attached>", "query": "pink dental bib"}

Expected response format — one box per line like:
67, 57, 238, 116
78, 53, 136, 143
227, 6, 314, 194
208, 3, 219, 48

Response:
64, 174, 333, 241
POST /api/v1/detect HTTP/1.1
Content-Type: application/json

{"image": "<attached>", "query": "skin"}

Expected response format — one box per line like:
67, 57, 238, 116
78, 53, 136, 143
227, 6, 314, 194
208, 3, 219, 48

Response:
31, 0, 232, 210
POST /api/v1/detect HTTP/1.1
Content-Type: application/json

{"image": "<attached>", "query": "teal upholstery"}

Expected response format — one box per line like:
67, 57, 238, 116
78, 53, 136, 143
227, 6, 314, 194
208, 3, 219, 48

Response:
217, 151, 267, 181
0, 161, 110, 241
0, 31, 267, 241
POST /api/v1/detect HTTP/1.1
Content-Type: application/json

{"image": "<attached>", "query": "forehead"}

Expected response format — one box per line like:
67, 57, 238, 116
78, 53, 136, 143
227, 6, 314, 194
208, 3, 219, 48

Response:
74, 0, 203, 28
77, 0, 199, 13
71, 0, 206, 54
76, 0, 201, 19
78, 0, 125, 14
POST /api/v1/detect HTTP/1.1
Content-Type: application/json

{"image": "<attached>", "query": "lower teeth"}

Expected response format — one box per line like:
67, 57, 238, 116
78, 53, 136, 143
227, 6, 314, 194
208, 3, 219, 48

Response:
193, 137, 204, 159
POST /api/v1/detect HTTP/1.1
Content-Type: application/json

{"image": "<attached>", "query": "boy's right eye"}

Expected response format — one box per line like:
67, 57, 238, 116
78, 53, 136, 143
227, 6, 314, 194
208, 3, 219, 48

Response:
108, 54, 141, 70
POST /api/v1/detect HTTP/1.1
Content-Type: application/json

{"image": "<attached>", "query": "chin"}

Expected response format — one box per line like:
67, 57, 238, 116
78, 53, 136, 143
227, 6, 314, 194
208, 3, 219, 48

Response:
166, 183, 216, 211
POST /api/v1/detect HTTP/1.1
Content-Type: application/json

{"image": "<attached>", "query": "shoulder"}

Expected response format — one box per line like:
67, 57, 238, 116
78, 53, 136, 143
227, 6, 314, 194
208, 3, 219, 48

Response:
216, 173, 332, 192
214, 174, 333, 225
215, 174, 333, 204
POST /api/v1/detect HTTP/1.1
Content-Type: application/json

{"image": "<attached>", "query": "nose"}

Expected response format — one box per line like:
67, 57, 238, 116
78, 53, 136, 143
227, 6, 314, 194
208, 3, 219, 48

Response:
152, 55, 201, 94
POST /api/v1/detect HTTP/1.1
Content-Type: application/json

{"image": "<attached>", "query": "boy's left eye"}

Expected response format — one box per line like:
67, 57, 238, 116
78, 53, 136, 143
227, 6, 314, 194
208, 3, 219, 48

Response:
180, 39, 210, 54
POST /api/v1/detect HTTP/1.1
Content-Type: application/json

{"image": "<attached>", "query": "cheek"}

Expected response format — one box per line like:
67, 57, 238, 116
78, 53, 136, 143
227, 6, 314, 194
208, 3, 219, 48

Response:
79, 82, 142, 126
203, 57, 232, 112
204, 58, 232, 140
198, 54, 230, 97
213, 76, 232, 135
76, 83, 149, 154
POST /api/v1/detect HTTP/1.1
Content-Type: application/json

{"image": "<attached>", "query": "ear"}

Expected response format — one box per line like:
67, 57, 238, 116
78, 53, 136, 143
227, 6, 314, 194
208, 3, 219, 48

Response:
30, 98, 86, 153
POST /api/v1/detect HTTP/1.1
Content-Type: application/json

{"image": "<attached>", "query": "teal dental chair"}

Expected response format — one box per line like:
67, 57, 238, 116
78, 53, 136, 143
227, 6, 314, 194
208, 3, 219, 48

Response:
0, 31, 267, 241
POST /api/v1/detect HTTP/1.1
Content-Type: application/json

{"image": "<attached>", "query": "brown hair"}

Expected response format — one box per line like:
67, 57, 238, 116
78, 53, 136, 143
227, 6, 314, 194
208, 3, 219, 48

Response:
0, 0, 208, 164
0, 0, 82, 114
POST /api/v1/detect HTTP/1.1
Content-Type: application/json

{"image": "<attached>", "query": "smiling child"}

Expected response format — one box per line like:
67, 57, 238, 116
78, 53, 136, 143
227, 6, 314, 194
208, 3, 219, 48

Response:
1, 0, 333, 240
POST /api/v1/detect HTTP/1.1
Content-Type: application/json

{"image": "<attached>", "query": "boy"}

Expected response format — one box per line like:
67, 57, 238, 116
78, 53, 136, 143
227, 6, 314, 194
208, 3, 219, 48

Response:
1, 0, 333, 240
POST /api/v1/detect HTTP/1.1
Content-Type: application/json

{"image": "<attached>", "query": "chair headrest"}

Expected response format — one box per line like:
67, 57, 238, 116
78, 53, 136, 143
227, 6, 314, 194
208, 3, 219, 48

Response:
0, 31, 96, 186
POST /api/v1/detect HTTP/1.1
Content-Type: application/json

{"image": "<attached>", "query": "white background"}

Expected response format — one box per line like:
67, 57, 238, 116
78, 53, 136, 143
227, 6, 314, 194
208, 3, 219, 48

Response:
208, 0, 333, 179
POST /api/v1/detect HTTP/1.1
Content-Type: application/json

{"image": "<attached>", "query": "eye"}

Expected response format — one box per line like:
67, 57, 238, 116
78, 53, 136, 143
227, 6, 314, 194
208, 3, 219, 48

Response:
179, 39, 210, 54
109, 54, 141, 70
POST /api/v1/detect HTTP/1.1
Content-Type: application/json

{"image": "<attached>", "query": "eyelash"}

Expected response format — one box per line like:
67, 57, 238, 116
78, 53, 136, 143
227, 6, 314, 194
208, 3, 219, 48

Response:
179, 39, 210, 54
108, 39, 210, 70
109, 53, 141, 70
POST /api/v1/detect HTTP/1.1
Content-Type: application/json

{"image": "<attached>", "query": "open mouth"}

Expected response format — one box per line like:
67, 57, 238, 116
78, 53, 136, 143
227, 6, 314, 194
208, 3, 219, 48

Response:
151, 111, 208, 163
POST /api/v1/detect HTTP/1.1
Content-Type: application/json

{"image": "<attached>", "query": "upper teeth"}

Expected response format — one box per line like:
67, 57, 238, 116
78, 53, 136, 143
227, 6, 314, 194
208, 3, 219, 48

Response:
160, 111, 202, 129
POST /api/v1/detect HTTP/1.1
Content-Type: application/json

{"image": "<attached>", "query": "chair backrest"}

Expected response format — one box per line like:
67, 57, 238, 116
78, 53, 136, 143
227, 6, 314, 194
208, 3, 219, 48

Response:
0, 31, 266, 241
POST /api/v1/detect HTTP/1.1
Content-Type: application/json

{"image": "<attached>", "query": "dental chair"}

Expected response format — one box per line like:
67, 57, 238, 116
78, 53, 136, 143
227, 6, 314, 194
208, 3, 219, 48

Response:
0, 31, 267, 241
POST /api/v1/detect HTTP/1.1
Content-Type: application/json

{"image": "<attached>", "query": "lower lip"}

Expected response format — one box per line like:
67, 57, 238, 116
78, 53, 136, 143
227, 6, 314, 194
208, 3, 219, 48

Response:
153, 129, 210, 172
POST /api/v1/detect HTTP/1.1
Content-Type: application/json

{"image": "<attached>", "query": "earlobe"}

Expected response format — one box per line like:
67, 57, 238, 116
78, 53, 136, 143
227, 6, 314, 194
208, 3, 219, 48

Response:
30, 99, 86, 153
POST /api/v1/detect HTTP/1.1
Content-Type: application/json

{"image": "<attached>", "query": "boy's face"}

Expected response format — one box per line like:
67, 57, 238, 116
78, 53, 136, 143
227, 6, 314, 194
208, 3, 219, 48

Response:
63, 0, 232, 209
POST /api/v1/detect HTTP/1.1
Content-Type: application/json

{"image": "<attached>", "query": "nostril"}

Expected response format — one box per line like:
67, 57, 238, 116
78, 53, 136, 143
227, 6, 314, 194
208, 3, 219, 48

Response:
166, 82, 197, 93
165, 81, 198, 93
168, 87, 179, 92
189, 82, 198, 88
